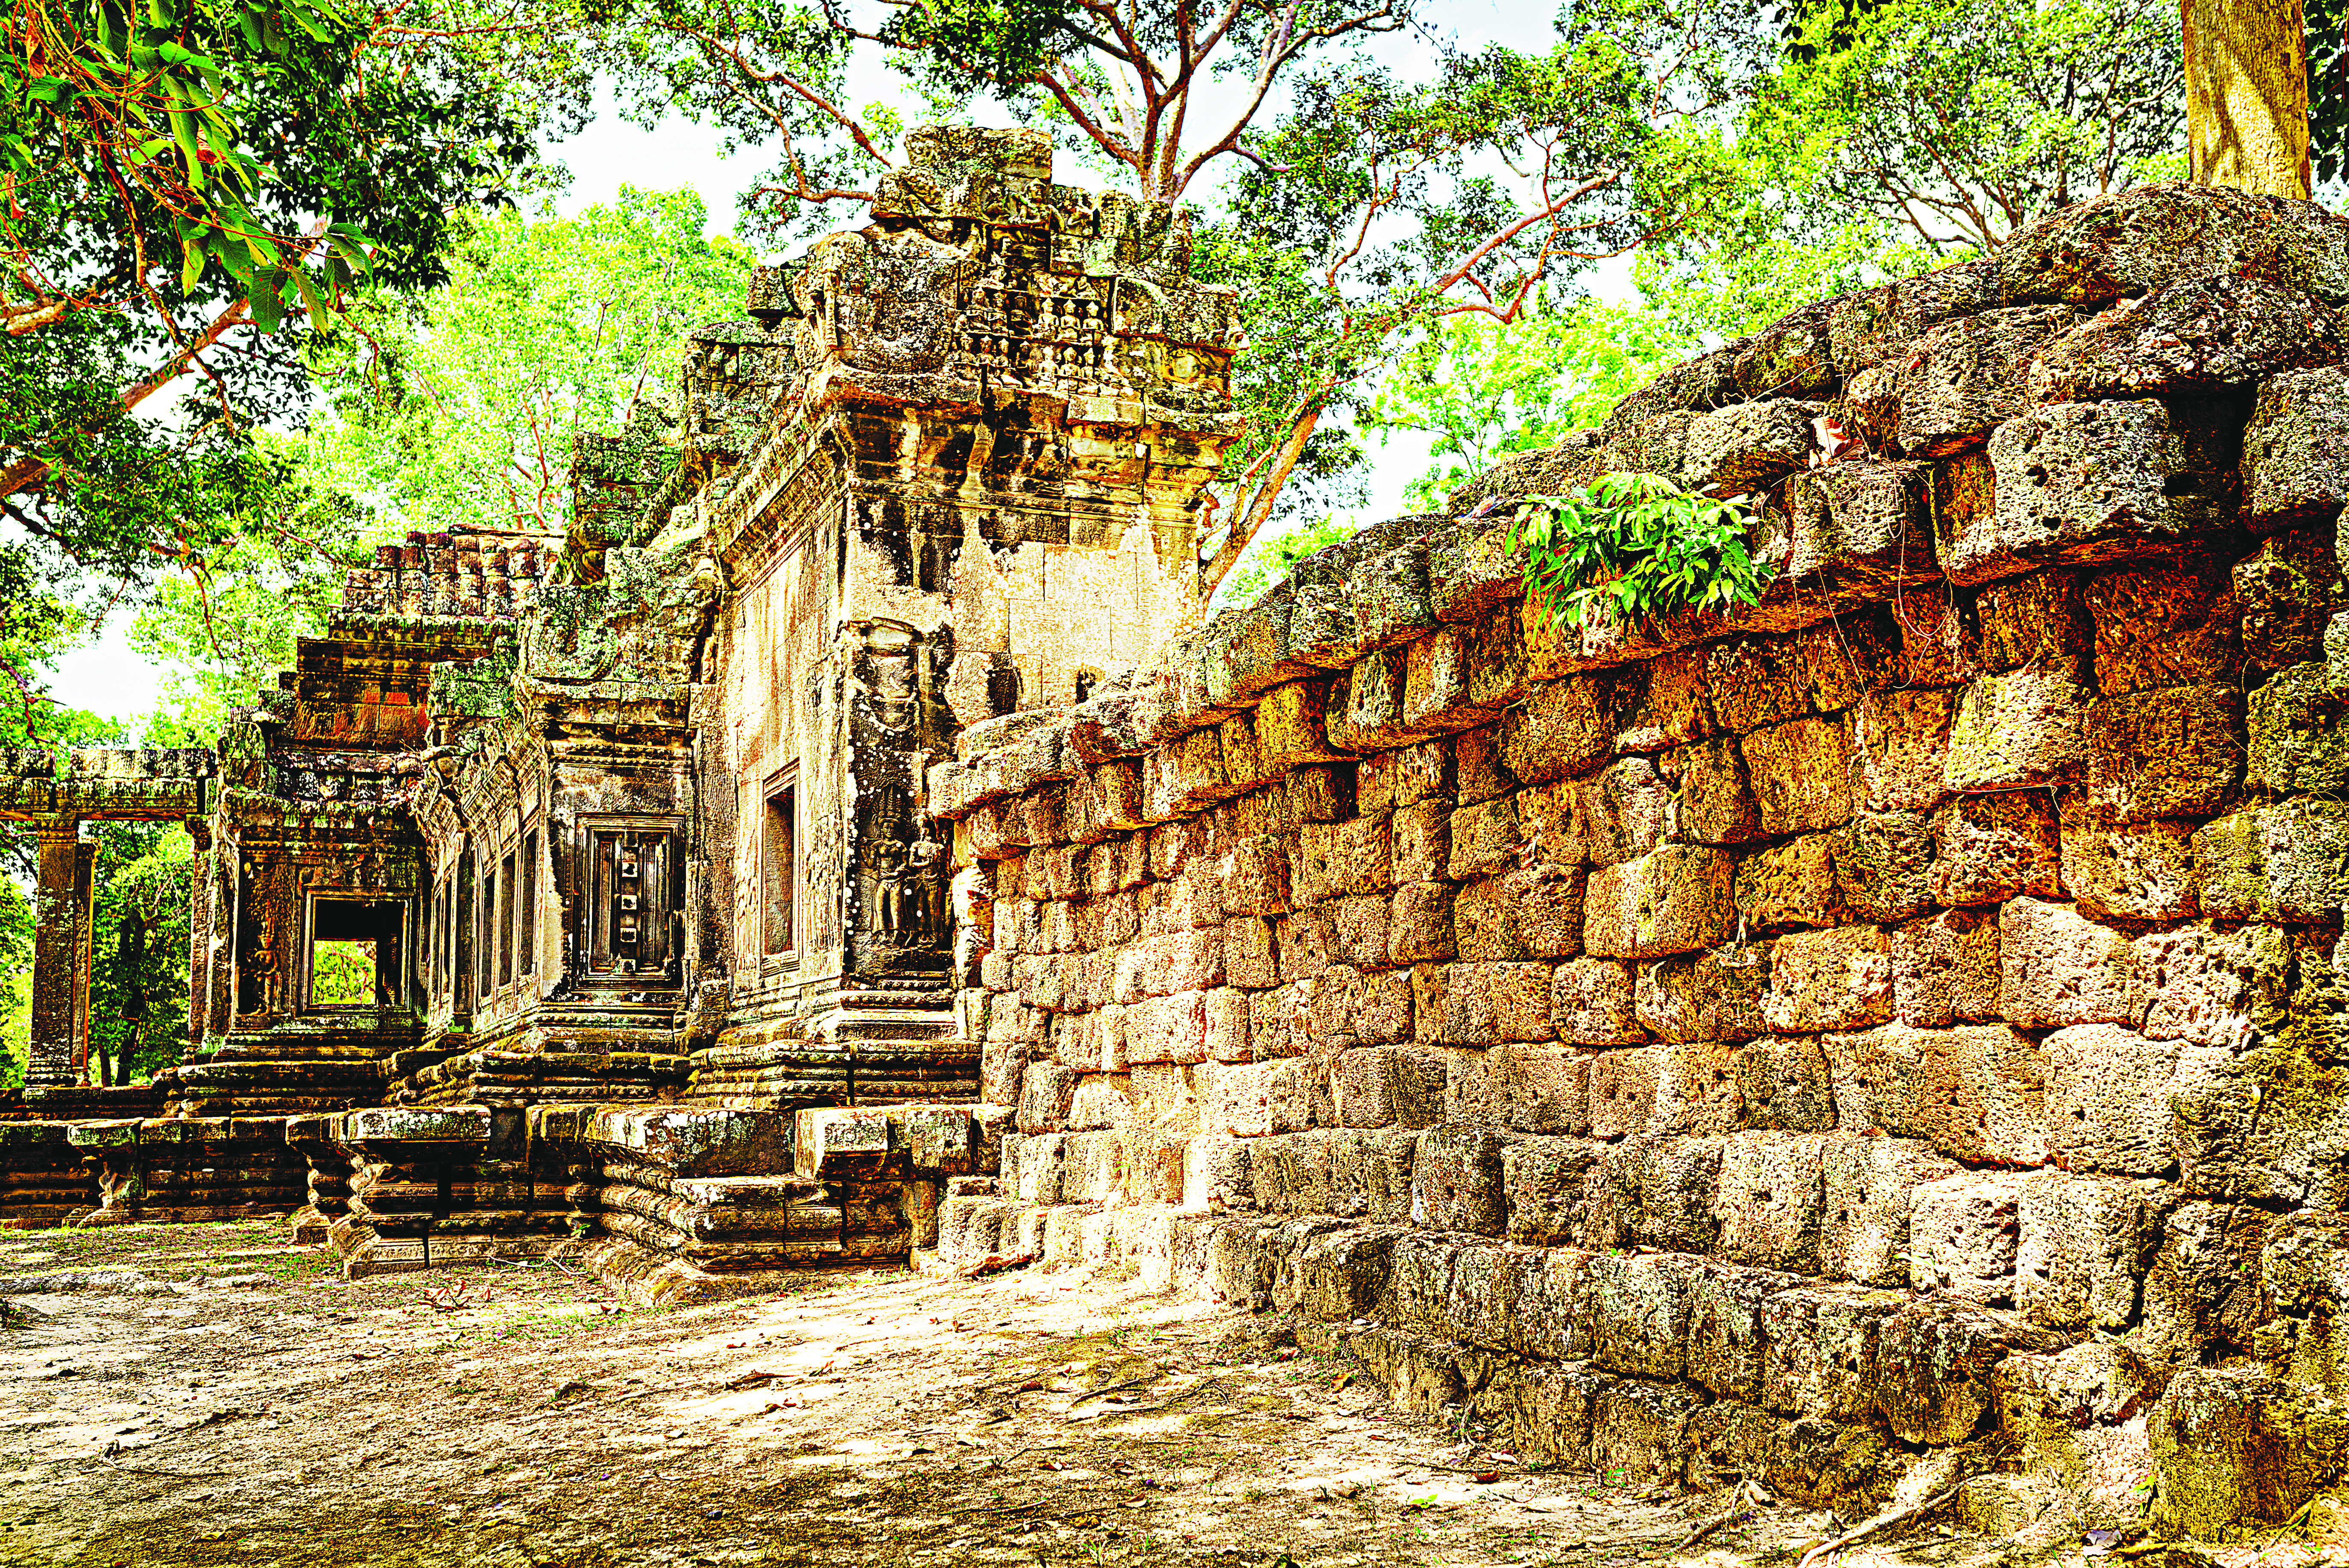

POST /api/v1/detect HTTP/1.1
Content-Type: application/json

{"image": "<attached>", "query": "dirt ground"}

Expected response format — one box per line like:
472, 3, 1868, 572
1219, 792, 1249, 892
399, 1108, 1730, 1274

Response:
0, 1223, 2033, 1568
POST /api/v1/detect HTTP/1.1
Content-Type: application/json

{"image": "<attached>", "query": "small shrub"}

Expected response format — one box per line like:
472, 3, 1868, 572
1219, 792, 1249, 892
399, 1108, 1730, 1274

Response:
1508, 471, 1765, 630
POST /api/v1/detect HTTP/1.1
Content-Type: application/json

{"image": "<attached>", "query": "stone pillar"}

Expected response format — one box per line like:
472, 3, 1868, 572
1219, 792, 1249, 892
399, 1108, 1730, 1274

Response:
72, 838, 96, 1082
187, 825, 211, 1056
23, 817, 82, 1087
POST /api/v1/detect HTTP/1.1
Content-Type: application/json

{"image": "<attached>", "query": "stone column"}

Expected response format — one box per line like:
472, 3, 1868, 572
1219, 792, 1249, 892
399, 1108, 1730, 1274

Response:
73, 838, 97, 1082
23, 817, 82, 1087
187, 826, 212, 1055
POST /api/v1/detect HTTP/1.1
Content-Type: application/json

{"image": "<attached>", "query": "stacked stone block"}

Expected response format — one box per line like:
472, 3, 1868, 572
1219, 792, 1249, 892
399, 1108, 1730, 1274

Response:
67, 1117, 307, 1224
928, 184, 2349, 1537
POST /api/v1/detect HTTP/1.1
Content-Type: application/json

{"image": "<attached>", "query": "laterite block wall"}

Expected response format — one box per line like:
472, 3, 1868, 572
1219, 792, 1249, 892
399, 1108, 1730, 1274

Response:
928, 185, 2349, 1542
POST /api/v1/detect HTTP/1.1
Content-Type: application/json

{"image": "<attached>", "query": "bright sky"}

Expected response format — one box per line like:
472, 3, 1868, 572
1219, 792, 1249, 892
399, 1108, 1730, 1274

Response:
54, 1, 1614, 729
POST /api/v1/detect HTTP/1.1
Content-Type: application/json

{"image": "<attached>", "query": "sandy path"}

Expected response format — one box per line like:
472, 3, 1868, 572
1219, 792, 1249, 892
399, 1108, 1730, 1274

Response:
1, 1222, 1974, 1568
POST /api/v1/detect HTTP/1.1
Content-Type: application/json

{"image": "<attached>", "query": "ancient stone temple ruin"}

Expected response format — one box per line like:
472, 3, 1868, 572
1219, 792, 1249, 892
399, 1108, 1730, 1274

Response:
7, 132, 2349, 1539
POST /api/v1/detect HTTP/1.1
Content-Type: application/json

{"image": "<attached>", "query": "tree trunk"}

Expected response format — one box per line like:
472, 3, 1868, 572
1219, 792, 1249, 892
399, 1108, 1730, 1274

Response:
2183, 0, 2315, 198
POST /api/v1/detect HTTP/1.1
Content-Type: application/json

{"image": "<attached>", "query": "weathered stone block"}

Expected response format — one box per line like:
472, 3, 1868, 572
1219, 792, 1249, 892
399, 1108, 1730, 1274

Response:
1683, 1265, 1773, 1404
1411, 1123, 1508, 1235
1386, 881, 1456, 965
1330, 1130, 1418, 1222
1492, 1045, 1589, 1135
1663, 735, 1764, 844
1336, 647, 1419, 753
1291, 816, 1391, 907
1122, 989, 1209, 1067
1822, 1137, 1962, 1287
2238, 530, 2347, 669
2248, 660, 2349, 797
1681, 397, 1814, 493
1583, 845, 1735, 959
2000, 897, 2138, 1029
2015, 1171, 2169, 1332
1499, 677, 1611, 784
1833, 810, 1936, 923
2043, 1023, 2184, 1175
1417, 960, 1555, 1044
1830, 1023, 2047, 1165
1387, 799, 1450, 884
1445, 796, 1520, 879
1896, 305, 2079, 457
1585, 1048, 1658, 1139
1330, 1045, 1445, 1129
1931, 792, 2060, 907
1424, 525, 1517, 623
1760, 1286, 1897, 1423
1762, 925, 1892, 1034
1713, 1130, 1828, 1274
2000, 182, 2349, 307
1848, 686, 1957, 812
1514, 778, 1586, 866
1402, 626, 1483, 732
2031, 271, 2344, 401
1737, 301, 1837, 396
1585, 1248, 1699, 1381
1637, 947, 1772, 1044
1466, 603, 1530, 711
1976, 569, 2104, 674
1452, 865, 1583, 961
1783, 459, 1939, 589
1502, 1137, 1600, 1246
1551, 956, 1645, 1046
1797, 610, 1901, 711
2085, 682, 2243, 821
2134, 921, 2275, 1048
1067, 1073, 1135, 1131
2149, 1364, 2349, 1539
1908, 1170, 2022, 1304
2086, 550, 2241, 695
1650, 1037, 1745, 1137
1945, 667, 2088, 791
2195, 800, 2349, 922
1959, 400, 2213, 584
1348, 543, 1435, 647
1707, 637, 1811, 733
1735, 1035, 1836, 1132
2138, 1201, 2270, 1367
1875, 1297, 2045, 1447
1577, 756, 1672, 867
1018, 1063, 1077, 1134
1741, 716, 1856, 835
1213, 1058, 1310, 1137
1142, 728, 1227, 821
2059, 803, 2198, 923
1734, 834, 1843, 932
2244, 364, 2349, 530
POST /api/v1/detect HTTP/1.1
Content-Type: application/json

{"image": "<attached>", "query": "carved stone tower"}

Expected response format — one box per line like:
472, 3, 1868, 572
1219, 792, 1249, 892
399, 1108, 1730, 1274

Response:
702, 124, 1242, 1087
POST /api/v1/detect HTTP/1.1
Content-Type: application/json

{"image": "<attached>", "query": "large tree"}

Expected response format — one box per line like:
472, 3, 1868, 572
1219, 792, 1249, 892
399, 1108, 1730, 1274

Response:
2184, 0, 2312, 196
598, 0, 1763, 593
0, 0, 569, 660
1747, 0, 2185, 255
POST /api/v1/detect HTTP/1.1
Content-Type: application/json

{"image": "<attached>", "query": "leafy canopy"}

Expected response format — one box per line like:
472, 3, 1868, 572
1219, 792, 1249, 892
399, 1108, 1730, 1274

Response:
130, 187, 755, 732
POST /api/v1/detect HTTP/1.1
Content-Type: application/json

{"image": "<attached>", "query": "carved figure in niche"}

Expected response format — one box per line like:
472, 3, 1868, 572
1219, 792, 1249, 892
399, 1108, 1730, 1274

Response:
857, 784, 912, 946
870, 835, 911, 939
238, 900, 280, 1016
906, 826, 948, 947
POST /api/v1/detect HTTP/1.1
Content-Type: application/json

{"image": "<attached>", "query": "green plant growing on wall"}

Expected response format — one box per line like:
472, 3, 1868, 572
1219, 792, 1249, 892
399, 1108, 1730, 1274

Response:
1508, 472, 1765, 631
